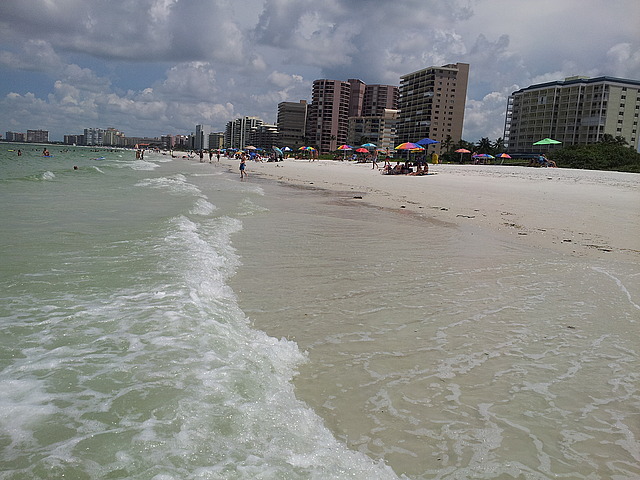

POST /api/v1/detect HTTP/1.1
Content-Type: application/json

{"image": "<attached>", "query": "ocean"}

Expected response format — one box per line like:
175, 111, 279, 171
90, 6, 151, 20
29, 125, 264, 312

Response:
0, 144, 638, 479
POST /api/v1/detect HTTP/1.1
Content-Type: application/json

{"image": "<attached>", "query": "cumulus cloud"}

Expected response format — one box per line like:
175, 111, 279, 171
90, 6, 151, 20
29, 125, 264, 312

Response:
463, 88, 514, 143
606, 43, 640, 78
0, 0, 639, 141
0, 40, 63, 72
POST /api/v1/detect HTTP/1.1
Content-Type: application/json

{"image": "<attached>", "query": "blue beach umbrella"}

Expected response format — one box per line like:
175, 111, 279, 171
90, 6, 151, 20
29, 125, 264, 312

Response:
416, 137, 439, 146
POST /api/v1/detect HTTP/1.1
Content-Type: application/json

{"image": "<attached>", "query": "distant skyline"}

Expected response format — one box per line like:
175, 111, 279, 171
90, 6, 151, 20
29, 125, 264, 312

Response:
1, 0, 639, 143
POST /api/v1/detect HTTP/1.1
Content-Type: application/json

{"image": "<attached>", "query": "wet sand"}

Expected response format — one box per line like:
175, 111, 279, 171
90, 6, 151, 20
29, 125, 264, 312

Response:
224, 157, 640, 478
229, 158, 640, 262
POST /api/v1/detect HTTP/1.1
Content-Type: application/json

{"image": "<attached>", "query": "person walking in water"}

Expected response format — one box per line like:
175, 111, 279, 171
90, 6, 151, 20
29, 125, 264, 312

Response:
239, 158, 247, 178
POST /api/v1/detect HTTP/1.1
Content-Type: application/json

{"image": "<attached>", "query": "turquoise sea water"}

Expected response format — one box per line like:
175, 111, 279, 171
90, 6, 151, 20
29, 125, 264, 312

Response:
1, 144, 639, 479
0, 145, 399, 479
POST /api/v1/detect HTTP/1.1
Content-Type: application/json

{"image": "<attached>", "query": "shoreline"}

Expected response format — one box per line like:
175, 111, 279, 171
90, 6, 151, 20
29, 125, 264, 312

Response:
218, 157, 640, 262
220, 155, 640, 478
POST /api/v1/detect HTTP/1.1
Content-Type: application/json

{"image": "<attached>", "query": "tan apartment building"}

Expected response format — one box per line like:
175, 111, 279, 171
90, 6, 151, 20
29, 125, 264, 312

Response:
307, 79, 399, 153
396, 62, 469, 153
307, 79, 351, 153
348, 109, 398, 153
504, 76, 640, 152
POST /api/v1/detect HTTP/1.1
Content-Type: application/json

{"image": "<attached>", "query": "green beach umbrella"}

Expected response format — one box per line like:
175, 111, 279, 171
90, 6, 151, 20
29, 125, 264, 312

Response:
533, 138, 561, 145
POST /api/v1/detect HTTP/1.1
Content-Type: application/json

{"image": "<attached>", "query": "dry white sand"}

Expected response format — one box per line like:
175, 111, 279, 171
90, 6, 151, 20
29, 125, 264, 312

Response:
223, 157, 640, 261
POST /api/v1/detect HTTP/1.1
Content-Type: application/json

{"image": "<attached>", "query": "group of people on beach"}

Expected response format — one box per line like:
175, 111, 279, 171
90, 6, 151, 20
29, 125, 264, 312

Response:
528, 154, 557, 168
381, 161, 429, 175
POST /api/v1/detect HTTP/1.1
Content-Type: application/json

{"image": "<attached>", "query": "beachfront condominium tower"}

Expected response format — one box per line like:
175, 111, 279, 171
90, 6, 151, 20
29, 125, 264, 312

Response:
224, 116, 263, 149
277, 100, 308, 149
84, 127, 104, 146
194, 124, 213, 150
307, 79, 399, 153
397, 62, 469, 153
504, 76, 640, 152
348, 109, 398, 153
307, 79, 352, 153
26, 129, 49, 143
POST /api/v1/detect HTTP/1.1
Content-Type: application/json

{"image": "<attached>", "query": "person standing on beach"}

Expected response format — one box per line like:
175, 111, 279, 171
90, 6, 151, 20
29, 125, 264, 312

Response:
239, 158, 247, 178
372, 150, 378, 169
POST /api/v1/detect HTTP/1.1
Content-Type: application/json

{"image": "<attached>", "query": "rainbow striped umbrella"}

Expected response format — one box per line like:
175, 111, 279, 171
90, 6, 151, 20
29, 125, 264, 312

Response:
395, 142, 423, 150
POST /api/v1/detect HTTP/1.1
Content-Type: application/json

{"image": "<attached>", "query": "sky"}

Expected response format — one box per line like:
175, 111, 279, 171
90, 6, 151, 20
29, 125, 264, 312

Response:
0, 0, 639, 144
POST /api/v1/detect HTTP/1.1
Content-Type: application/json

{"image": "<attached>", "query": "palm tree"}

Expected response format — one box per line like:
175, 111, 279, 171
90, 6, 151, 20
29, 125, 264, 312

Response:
492, 137, 505, 153
599, 134, 629, 146
476, 137, 492, 154
442, 135, 453, 153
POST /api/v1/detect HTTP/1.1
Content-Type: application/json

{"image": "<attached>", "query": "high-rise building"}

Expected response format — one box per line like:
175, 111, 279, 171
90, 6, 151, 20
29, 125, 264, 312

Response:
307, 79, 399, 153
174, 135, 189, 148
504, 76, 640, 152
26, 129, 49, 143
349, 83, 399, 152
277, 100, 307, 149
348, 109, 398, 153
225, 116, 263, 149
208, 132, 224, 150
84, 128, 104, 146
64, 134, 83, 145
363, 84, 399, 116
103, 127, 124, 146
195, 124, 212, 150
161, 135, 175, 149
348, 79, 366, 118
250, 124, 279, 150
396, 62, 469, 153
307, 79, 351, 153
6, 131, 26, 142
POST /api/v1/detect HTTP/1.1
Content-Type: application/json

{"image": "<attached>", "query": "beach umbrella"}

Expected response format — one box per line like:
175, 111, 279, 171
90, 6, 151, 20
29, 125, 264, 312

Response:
496, 153, 511, 158
355, 147, 369, 153
283, 146, 292, 151
337, 144, 352, 160
472, 153, 494, 164
533, 138, 561, 145
395, 142, 424, 162
361, 143, 377, 148
416, 137, 439, 146
395, 142, 423, 150
298, 146, 316, 158
455, 148, 471, 162
244, 145, 257, 150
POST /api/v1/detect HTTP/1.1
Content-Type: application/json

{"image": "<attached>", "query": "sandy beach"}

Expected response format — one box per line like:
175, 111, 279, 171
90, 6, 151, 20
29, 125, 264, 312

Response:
223, 158, 640, 262
222, 155, 640, 478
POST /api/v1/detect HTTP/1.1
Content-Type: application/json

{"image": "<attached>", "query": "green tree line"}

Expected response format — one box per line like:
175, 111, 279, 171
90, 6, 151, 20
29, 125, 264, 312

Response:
440, 134, 640, 173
